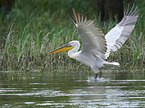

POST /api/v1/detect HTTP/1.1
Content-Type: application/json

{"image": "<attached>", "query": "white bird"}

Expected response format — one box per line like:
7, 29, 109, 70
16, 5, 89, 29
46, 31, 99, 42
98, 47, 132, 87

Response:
48, 5, 139, 79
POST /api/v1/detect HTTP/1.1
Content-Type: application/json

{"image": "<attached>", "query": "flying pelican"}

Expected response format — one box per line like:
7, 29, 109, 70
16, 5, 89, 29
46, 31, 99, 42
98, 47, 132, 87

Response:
48, 5, 139, 79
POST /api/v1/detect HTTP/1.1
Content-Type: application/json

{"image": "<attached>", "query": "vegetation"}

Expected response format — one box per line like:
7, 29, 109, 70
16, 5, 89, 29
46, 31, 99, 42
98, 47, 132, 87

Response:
0, 0, 144, 71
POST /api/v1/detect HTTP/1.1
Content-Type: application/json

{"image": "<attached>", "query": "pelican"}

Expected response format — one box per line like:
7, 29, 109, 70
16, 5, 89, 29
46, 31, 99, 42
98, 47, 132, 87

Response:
48, 5, 139, 79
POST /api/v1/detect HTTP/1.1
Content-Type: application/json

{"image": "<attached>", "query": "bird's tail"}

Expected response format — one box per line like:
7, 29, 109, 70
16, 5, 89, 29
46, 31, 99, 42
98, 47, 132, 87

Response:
104, 61, 120, 68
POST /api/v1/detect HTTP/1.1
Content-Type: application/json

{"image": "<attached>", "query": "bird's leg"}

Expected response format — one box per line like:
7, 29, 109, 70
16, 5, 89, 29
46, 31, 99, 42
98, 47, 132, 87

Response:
99, 71, 102, 78
95, 73, 98, 80
95, 70, 102, 80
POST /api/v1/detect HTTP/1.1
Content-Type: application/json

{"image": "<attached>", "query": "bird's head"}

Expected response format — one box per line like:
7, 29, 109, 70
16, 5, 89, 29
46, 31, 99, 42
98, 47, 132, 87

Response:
48, 41, 79, 54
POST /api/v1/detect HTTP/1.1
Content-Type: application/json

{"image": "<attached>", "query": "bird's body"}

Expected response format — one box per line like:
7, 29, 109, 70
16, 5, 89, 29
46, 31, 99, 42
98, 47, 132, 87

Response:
67, 40, 119, 75
48, 5, 139, 79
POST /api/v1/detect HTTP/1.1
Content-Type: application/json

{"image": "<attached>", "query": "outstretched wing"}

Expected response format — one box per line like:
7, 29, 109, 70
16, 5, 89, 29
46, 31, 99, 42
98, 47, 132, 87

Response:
69, 9, 106, 58
105, 5, 139, 58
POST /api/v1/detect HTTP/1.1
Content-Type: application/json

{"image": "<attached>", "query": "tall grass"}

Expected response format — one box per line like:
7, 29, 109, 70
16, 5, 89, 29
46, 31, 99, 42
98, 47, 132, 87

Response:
0, 0, 144, 71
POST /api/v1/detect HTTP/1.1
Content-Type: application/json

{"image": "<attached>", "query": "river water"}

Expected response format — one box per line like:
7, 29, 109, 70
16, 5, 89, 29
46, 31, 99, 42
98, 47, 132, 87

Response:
0, 68, 145, 107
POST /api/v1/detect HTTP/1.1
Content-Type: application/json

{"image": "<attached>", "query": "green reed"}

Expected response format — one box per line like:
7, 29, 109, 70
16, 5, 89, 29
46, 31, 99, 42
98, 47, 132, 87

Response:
0, 0, 144, 71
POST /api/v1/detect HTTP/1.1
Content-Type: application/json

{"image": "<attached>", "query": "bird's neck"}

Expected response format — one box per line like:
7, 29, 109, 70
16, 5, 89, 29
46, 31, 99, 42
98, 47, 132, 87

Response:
68, 44, 80, 58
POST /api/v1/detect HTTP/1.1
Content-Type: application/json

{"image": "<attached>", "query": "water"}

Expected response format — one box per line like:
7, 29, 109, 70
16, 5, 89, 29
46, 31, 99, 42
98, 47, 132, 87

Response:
0, 69, 145, 107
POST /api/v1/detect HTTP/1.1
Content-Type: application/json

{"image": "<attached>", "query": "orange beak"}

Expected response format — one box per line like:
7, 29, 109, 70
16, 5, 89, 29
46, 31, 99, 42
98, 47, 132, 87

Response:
48, 43, 74, 54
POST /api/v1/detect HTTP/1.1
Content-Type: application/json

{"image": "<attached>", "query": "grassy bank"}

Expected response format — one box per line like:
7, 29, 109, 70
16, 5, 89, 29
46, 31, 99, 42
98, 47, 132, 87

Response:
0, 0, 144, 71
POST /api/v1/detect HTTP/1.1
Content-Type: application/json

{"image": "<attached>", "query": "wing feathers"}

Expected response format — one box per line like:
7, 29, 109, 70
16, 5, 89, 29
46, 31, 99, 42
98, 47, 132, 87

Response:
69, 5, 139, 59
73, 8, 78, 24
70, 9, 106, 58
105, 5, 139, 58
81, 10, 84, 22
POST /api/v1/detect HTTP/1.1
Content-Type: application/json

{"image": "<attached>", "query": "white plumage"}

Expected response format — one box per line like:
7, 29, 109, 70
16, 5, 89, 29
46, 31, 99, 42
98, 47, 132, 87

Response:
105, 5, 139, 58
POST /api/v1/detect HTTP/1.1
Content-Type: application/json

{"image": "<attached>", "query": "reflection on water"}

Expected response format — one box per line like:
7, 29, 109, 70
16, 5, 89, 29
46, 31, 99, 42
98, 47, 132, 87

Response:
0, 69, 145, 107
